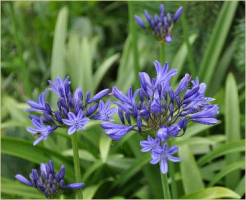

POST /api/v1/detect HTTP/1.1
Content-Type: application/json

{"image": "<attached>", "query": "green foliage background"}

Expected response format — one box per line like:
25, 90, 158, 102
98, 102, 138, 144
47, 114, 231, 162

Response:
1, 1, 245, 199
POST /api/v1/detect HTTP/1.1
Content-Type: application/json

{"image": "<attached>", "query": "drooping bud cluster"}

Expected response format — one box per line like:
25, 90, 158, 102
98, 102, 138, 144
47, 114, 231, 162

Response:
135, 4, 183, 42
15, 160, 85, 199
101, 60, 219, 173
25, 76, 116, 145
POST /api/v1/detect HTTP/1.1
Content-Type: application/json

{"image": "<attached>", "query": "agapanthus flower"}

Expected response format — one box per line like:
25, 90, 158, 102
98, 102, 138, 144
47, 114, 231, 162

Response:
15, 160, 85, 199
25, 76, 114, 145
135, 4, 183, 42
101, 60, 219, 173
151, 144, 181, 174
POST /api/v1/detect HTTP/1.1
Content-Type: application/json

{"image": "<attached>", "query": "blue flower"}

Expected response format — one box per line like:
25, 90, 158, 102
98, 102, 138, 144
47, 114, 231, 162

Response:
25, 91, 47, 112
135, 4, 183, 42
48, 76, 70, 97
190, 105, 219, 125
62, 110, 89, 135
101, 122, 135, 140
91, 100, 117, 121
140, 135, 160, 152
25, 76, 111, 145
151, 144, 181, 174
27, 117, 57, 146
15, 160, 85, 199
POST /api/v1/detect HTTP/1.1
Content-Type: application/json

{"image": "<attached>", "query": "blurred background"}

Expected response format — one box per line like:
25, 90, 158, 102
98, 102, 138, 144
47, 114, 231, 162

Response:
1, 1, 245, 199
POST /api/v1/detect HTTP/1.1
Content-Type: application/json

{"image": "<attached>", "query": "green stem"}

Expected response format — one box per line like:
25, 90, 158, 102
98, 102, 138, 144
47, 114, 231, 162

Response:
128, 1, 140, 89
159, 42, 165, 65
160, 171, 171, 199
9, 2, 32, 98
71, 132, 83, 199
181, 5, 196, 76
167, 140, 178, 198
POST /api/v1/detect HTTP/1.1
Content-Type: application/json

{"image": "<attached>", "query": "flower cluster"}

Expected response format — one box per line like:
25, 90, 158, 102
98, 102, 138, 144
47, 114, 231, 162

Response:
25, 76, 116, 145
101, 60, 219, 173
15, 160, 85, 199
135, 4, 183, 42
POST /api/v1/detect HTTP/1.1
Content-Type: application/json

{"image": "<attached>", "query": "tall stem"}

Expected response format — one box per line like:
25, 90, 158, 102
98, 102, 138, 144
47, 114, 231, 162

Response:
71, 132, 83, 199
128, 1, 140, 89
160, 171, 171, 199
159, 42, 172, 199
159, 42, 165, 65
9, 2, 32, 98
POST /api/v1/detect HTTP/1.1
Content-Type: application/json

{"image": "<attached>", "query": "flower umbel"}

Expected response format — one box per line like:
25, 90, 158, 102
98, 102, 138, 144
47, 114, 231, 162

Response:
101, 60, 219, 174
15, 160, 85, 199
25, 76, 114, 145
135, 4, 183, 42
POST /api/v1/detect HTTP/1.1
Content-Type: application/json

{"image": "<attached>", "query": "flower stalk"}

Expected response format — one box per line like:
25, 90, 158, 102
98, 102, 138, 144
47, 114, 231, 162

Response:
160, 172, 171, 199
128, 1, 140, 89
71, 132, 83, 199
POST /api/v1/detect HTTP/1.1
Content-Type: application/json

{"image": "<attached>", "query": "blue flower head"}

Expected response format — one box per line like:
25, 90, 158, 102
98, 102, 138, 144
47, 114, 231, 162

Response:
15, 160, 85, 199
25, 76, 113, 145
151, 144, 181, 174
135, 4, 183, 42
101, 60, 219, 174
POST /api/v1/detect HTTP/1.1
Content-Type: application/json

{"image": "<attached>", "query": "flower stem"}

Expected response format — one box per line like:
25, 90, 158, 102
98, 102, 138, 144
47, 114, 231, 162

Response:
159, 42, 165, 65
160, 171, 171, 199
9, 2, 32, 98
71, 132, 83, 199
128, 1, 140, 89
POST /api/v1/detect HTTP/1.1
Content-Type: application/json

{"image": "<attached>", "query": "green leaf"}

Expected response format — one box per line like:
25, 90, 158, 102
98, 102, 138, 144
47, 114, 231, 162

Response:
178, 145, 204, 194
181, 187, 240, 199
107, 155, 134, 170
235, 175, 245, 197
99, 134, 112, 163
210, 41, 237, 95
197, 140, 245, 166
112, 153, 150, 188
82, 160, 103, 182
62, 149, 96, 162
1, 137, 74, 182
2, 182, 44, 199
83, 178, 112, 199
171, 34, 197, 85
208, 160, 245, 187
93, 53, 120, 91
225, 73, 241, 188
198, 1, 238, 84
50, 7, 69, 151
79, 37, 93, 93
51, 7, 68, 80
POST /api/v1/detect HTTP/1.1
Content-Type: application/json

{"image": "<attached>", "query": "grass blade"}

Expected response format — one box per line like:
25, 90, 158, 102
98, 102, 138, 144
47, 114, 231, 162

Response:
171, 34, 197, 85
197, 140, 245, 166
178, 145, 204, 194
181, 187, 240, 199
93, 53, 120, 91
235, 175, 245, 198
198, 1, 238, 84
225, 73, 241, 188
50, 7, 68, 150
208, 160, 245, 187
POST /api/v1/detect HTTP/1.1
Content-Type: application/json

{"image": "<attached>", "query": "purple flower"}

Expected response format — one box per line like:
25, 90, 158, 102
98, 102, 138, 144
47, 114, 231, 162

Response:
25, 91, 47, 112
190, 105, 219, 125
140, 135, 160, 152
27, 117, 57, 146
151, 144, 181, 174
135, 15, 146, 29
101, 122, 135, 140
135, 5, 183, 42
15, 160, 85, 199
173, 7, 183, 22
87, 89, 110, 103
91, 100, 117, 121
48, 76, 70, 97
62, 110, 89, 135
